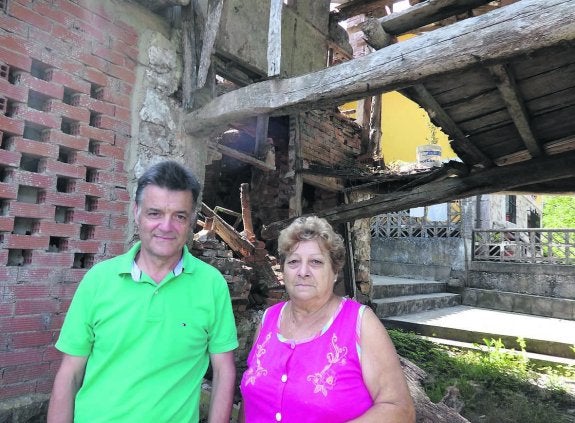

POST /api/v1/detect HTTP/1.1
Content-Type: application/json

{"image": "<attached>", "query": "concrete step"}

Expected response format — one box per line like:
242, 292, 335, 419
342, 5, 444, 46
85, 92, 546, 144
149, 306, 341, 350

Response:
382, 305, 575, 359
462, 288, 575, 320
372, 274, 447, 297
373, 292, 461, 318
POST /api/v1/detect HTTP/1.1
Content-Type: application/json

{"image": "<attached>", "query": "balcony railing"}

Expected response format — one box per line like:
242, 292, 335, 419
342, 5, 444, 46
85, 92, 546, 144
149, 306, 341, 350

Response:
472, 229, 575, 265
371, 201, 462, 239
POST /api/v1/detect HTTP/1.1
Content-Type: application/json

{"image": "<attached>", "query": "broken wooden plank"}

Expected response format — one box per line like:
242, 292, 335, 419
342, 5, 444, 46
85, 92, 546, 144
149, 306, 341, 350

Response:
261, 149, 575, 239
201, 203, 255, 257
185, 0, 575, 137
213, 143, 276, 171
240, 183, 256, 242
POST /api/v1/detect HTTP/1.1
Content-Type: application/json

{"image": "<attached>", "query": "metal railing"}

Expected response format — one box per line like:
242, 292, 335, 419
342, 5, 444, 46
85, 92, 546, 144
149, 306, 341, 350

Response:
472, 229, 575, 265
370, 201, 462, 238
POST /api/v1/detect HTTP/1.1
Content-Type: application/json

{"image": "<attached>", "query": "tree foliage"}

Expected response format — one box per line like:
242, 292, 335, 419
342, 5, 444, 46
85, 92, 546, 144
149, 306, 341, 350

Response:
542, 196, 575, 228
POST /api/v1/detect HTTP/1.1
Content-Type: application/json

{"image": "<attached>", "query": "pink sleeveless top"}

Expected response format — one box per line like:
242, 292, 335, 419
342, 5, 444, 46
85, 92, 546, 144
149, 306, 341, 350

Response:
241, 298, 373, 422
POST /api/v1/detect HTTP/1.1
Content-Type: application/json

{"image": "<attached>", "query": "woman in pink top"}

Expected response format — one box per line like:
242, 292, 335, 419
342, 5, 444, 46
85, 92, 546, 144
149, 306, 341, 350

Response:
240, 216, 415, 422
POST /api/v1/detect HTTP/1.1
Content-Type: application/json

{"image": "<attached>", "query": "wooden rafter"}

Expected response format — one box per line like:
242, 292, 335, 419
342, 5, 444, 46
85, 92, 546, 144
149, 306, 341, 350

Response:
185, 0, 575, 145
488, 64, 544, 158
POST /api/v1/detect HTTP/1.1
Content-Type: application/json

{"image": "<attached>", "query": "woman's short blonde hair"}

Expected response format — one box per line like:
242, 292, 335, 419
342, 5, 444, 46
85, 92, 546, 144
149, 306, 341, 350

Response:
277, 216, 346, 272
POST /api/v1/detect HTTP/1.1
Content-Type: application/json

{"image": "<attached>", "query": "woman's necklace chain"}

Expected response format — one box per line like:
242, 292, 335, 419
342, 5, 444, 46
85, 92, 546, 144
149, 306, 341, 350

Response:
287, 295, 336, 336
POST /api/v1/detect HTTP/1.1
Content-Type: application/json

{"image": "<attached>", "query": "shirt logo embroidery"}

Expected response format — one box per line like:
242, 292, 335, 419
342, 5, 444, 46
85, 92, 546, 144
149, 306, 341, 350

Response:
244, 332, 272, 386
306, 333, 347, 396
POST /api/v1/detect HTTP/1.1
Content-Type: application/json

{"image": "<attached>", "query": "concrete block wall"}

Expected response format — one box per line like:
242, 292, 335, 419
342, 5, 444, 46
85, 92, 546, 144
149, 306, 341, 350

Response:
0, 0, 137, 403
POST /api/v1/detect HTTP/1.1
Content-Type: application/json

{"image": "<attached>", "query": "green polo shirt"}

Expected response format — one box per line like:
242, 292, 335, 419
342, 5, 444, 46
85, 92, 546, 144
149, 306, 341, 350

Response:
55, 242, 238, 423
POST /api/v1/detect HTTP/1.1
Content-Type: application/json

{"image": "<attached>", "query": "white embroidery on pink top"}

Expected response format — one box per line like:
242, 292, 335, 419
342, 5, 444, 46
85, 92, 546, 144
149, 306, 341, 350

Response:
244, 332, 272, 386
306, 333, 348, 396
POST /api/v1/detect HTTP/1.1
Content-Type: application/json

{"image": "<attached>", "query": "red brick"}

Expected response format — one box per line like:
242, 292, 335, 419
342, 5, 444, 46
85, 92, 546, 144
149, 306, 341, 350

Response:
98, 143, 125, 161
93, 45, 125, 67
96, 114, 130, 136
74, 180, 107, 197
62, 268, 88, 283
10, 104, 61, 129
114, 104, 130, 121
15, 298, 59, 315
84, 66, 108, 86
0, 350, 44, 367
17, 266, 63, 283
0, 13, 29, 36
106, 242, 126, 256
69, 209, 108, 226
0, 148, 22, 167
0, 316, 45, 333
3, 234, 50, 250
97, 89, 130, 109
71, 93, 115, 116
1, 363, 52, 384
44, 191, 85, 208
45, 69, 91, 95
0, 47, 31, 74
14, 170, 54, 189
43, 159, 86, 179
0, 216, 14, 232
74, 123, 114, 144
36, 377, 56, 395
13, 72, 64, 101
38, 221, 79, 237
0, 265, 18, 282
31, 251, 75, 268
10, 136, 59, 159
44, 345, 64, 362
31, 1, 70, 26
12, 331, 54, 348
113, 187, 130, 202
12, 284, 51, 299
94, 226, 124, 242
96, 198, 126, 213
0, 34, 30, 58
112, 38, 139, 65
78, 50, 109, 73
0, 114, 25, 136
44, 99, 90, 123
74, 151, 114, 171
106, 62, 135, 85
0, 182, 18, 199
9, 1, 53, 32
9, 202, 55, 220
51, 22, 86, 48
0, 78, 29, 103
68, 239, 105, 254
43, 129, 89, 151
110, 215, 128, 228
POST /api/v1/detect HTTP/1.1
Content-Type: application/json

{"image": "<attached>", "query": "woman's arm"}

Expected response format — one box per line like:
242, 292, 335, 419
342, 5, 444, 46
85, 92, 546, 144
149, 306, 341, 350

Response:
351, 308, 416, 422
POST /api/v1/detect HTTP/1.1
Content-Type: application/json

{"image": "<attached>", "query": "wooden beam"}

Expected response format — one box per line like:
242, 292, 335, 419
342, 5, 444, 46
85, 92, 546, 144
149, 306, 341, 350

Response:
377, 0, 493, 36
402, 84, 494, 167
488, 64, 543, 158
201, 203, 256, 257
359, 17, 394, 50
197, 0, 224, 89
213, 143, 276, 171
261, 149, 575, 239
268, 0, 283, 77
181, 2, 198, 110
331, 0, 394, 22
185, 0, 575, 137
254, 115, 270, 157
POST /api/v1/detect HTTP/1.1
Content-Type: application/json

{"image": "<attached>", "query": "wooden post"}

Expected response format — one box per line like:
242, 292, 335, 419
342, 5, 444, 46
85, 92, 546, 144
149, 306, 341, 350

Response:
268, 0, 283, 77
197, 0, 224, 89
240, 183, 256, 242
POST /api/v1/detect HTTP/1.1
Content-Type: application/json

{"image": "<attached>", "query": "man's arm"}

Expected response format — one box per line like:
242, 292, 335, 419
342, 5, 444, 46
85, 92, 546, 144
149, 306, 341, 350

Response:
47, 354, 88, 423
207, 351, 236, 423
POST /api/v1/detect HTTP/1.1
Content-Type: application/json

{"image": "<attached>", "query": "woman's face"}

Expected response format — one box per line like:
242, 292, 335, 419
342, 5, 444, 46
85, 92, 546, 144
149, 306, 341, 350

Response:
283, 239, 336, 304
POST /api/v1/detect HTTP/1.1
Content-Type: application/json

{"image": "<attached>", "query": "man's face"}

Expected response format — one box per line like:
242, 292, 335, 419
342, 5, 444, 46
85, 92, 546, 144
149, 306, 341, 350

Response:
134, 185, 194, 264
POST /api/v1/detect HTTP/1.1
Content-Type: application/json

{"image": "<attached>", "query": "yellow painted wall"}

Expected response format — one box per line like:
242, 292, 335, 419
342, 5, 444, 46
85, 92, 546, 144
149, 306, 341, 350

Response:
381, 91, 456, 164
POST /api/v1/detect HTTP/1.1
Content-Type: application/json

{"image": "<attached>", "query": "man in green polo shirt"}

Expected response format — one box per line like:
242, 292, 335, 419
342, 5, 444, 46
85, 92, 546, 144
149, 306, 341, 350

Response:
48, 161, 238, 423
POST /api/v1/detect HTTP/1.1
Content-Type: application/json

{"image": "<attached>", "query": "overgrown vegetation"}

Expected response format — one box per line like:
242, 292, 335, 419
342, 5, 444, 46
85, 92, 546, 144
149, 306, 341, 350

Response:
542, 195, 575, 228
389, 329, 575, 423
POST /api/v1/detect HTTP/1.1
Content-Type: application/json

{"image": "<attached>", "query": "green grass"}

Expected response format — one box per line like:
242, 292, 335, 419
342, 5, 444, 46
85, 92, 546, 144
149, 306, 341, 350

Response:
388, 329, 575, 423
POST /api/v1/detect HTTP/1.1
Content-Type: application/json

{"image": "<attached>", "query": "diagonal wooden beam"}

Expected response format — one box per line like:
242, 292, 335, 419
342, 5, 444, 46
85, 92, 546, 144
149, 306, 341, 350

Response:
185, 0, 575, 139
488, 64, 544, 158
261, 149, 575, 239
402, 84, 494, 168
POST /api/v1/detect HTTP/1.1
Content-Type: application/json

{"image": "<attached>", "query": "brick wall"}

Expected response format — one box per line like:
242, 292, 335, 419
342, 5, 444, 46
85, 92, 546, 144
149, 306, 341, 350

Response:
0, 0, 137, 401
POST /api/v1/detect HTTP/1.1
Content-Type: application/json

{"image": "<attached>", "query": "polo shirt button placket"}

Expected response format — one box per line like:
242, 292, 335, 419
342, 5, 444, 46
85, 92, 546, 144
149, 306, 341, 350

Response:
275, 412, 282, 421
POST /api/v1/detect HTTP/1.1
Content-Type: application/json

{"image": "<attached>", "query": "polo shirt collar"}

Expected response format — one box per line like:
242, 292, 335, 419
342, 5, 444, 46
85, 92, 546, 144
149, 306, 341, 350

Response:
122, 241, 189, 282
